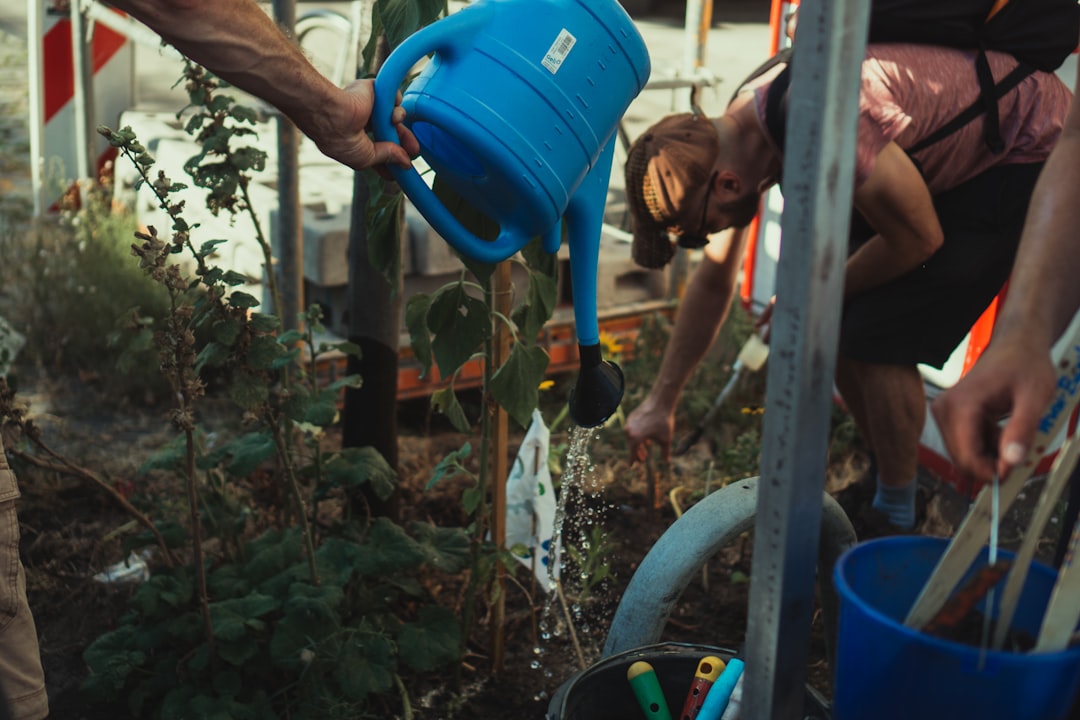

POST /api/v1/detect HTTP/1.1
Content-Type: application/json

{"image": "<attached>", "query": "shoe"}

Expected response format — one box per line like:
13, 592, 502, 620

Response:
854, 506, 918, 540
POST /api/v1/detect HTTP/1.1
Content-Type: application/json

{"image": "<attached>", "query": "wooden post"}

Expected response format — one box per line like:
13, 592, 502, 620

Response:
490, 260, 512, 672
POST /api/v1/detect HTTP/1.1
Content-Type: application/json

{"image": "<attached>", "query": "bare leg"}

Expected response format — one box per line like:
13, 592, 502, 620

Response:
836, 358, 925, 528
837, 358, 924, 487
834, 355, 874, 459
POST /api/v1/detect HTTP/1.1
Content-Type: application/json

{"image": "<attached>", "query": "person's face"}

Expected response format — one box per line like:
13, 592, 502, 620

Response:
678, 171, 762, 248
717, 191, 763, 230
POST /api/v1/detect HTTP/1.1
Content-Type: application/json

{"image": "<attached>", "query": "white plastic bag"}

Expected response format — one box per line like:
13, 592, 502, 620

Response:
505, 408, 559, 592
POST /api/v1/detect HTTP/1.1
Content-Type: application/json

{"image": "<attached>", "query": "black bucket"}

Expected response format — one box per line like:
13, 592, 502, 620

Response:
546, 642, 831, 719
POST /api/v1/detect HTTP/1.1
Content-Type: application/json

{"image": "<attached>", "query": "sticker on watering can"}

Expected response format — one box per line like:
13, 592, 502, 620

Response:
541, 29, 576, 74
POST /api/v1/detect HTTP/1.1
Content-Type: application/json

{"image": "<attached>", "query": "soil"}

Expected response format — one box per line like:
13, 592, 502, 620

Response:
6, 367, 1070, 720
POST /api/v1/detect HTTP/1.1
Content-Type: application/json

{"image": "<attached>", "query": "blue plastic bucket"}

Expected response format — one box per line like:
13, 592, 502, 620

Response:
833, 536, 1080, 720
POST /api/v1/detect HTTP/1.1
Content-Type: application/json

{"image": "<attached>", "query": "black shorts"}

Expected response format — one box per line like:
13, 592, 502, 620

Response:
840, 161, 1045, 369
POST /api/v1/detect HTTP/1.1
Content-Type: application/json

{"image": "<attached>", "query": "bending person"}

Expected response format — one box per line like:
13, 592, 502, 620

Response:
623, 44, 1071, 532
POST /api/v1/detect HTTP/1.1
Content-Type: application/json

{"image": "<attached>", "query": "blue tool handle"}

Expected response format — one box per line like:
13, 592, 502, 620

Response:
371, 5, 533, 264
697, 658, 744, 720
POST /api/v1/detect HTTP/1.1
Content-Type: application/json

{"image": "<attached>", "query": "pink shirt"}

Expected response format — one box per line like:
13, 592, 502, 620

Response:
756, 44, 1073, 194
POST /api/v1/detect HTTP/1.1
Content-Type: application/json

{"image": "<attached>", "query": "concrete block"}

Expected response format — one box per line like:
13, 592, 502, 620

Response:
284, 204, 414, 288
558, 234, 667, 310
294, 207, 351, 287
406, 201, 465, 277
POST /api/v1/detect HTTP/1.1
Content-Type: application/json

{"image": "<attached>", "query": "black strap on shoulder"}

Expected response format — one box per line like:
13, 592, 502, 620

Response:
761, 49, 1033, 160
907, 59, 1035, 155
763, 63, 791, 151
729, 46, 794, 105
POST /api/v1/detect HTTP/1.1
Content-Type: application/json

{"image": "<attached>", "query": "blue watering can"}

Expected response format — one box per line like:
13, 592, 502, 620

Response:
371, 0, 651, 427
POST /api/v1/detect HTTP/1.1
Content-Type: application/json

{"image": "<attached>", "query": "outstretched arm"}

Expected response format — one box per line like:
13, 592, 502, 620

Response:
932, 78, 1080, 484
625, 226, 750, 461
106, 0, 418, 170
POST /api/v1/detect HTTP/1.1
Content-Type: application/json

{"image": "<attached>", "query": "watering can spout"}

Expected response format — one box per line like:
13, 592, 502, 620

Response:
569, 343, 624, 428
564, 135, 623, 427
570, 343, 622, 427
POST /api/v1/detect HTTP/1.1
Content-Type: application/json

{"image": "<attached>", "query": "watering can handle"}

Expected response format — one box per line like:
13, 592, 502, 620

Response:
371, 7, 536, 264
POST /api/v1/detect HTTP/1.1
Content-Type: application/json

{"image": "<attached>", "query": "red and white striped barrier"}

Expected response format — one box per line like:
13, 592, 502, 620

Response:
28, 0, 133, 213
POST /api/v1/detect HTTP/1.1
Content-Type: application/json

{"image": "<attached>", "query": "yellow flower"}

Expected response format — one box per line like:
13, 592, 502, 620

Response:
599, 331, 624, 356
538, 380, 555, 391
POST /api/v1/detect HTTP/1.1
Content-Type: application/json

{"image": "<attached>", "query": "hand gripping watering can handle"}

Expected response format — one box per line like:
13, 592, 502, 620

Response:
371, 7, 532, 264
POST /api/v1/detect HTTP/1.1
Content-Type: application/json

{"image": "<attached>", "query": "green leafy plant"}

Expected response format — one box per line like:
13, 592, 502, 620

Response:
562, 525, 616, 602
0, 179, 171, 399
70, 58, 471, 718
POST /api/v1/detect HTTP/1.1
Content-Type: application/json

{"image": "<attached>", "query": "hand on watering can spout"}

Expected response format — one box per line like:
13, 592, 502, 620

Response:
304, 82, 420, 175
930, 333, 1057, 486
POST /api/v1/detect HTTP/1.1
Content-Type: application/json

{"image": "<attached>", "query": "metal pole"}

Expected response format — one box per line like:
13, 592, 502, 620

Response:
69, 0, 95, 187
28, 0, 44, 216
681, 0, 710, 76
742, 1, 870, 718
272, 0, 304, 329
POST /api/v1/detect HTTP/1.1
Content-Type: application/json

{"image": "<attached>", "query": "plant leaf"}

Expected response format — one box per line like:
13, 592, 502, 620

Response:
334, 628, 395, 701
512, 268, 557, 342
354, 518, 426, 575
428, 284, 489, 378
269, 593, 339, 666
489, 344, 550, 428
81, 626, 145, 699
376, 0, 445, 49
409, 522, 470, 573
405, 293, 433, 379
210, 594, 279, 643
228, 370, 269, 409
208, 431, 275, 477
246, 334, 285, 371
425, 442, 471, 490
322, 447, 397, 500
397, 605, 462, 672
431, 387, 471, 433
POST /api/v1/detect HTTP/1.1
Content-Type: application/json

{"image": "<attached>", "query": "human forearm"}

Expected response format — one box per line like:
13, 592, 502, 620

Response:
843, 232, 935, 299
992, 109, 1080, 347
113, 0, 334, 124
647, 231, 746, 411
932, 83, 1080, 482
107, 0, 414, 169
847, 142, 943, 299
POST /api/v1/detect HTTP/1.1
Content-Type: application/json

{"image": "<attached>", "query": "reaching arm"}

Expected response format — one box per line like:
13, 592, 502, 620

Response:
106, 0, 418, 170
932, 79, 1080, 483
625, 226, 750, 461
847, 141, 944, 299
